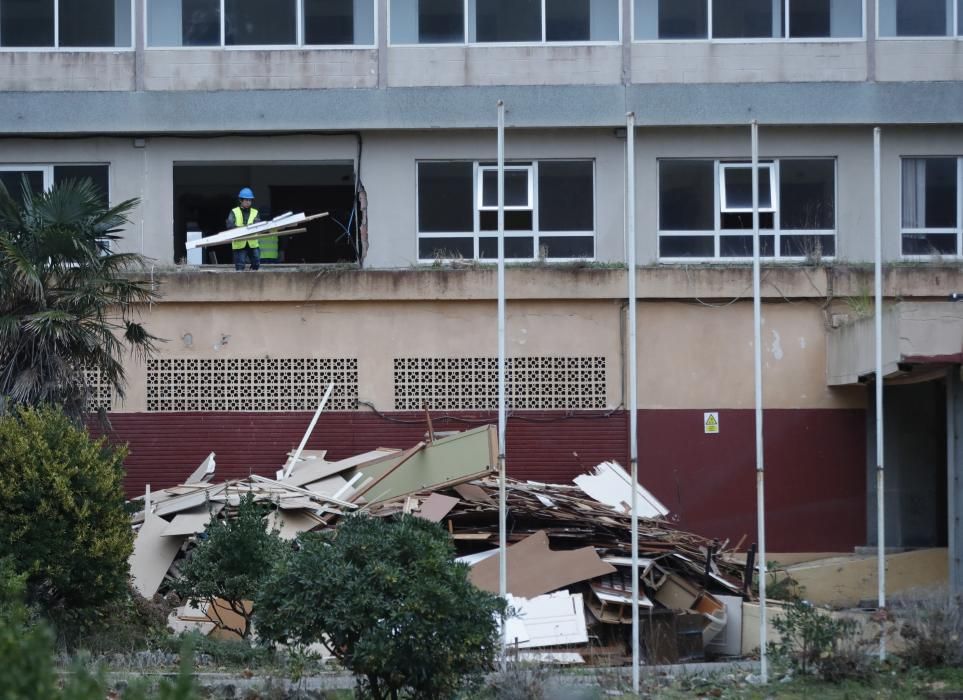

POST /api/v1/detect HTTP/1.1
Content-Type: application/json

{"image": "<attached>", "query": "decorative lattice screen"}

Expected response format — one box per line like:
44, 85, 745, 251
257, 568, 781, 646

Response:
84, 367, 113, 412
393, 356, 607, 410
147, 358, 358, 412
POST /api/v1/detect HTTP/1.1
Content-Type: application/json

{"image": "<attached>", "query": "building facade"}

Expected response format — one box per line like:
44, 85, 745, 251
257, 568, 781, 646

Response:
3, 0, 963, 565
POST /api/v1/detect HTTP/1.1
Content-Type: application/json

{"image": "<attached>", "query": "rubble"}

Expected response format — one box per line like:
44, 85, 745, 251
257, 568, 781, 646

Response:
128, 422, 750, 663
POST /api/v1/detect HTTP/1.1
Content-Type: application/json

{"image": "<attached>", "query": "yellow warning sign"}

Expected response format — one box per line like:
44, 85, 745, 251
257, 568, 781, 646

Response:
704, 412, 719, 434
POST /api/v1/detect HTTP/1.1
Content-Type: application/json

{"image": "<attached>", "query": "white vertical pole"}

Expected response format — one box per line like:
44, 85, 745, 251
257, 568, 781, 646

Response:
751, 120, 768, 685
874, 126, 887, 660
497, 100, 508, 659
626, 112, 640, 693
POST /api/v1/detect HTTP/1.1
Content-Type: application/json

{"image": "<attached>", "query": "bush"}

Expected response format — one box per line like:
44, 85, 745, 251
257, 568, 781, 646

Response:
769, 601, 874, 682
173, 493, 289, 639
255, 514, 506, 700
896, 588, 963, 668
0, 405, 133, 625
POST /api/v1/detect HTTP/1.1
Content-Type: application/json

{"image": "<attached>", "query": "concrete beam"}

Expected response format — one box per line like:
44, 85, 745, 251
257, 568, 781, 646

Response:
3, 82, 963, 136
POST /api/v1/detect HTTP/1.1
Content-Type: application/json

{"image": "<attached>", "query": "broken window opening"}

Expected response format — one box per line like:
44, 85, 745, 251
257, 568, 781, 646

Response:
417, 159, 595, 261
658, 157, 836, 260
0, 0, 131, 47
173, 162, 359, 266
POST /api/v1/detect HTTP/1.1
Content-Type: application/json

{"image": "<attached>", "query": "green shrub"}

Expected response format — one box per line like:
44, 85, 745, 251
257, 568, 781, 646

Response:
769, 601, 874, 682
173, 493, 289, 639
0, 405, 133, 626
255, 514, 506, 700
0, 557, 58, 700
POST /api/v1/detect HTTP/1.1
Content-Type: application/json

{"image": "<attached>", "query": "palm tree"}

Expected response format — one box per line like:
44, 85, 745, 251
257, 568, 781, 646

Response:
0, 176, 160, 420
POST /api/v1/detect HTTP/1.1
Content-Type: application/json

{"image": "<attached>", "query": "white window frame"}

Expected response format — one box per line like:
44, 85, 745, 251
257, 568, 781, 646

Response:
0, 0, 135, 51
720, 162, 777, 213
657, 157, 837, 262
388, 0, 622, 47
876, 0, 959, 39
632, 0, 866, 43
416, 159, 597, 262
900, 156, 963, 260
145, 0, 378, 50
477, 164, 534, 211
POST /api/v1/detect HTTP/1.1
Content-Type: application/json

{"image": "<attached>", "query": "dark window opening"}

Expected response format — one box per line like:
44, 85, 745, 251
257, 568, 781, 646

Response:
0, 170, 45, 208
182, 0, 221, 45
418, 162, 474, 233
1, 0, 54, 46
712, 0, 780, 38
480, 236, 535, 258
780, 159, 835, 229
475, 0, 541, 41
54, 165, 110, 207
539, 161, 593, 231
896, 0, 947, 36
720, 235, 775, 257
546, 0, 590, 41
659, 235, 715, 258
225, 0, 296, 45
173, 163, 358, 265
789, 0, 830, 37
419, 0, 462, 42
721, 212, 775, 230
659, 0, 708, 38
659, 160, 714, 231
304, 0, 355, 44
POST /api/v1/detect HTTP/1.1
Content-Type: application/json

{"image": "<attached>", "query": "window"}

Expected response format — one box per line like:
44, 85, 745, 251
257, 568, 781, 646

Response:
658, 158, 836, 260
147, 0, 375, 47
634, 0, 862, 40
901, 158, 960, 256
417, 160, 595, 261
392, 0, 621, 44
0, 0, 131, 48
879, 0, 954, 37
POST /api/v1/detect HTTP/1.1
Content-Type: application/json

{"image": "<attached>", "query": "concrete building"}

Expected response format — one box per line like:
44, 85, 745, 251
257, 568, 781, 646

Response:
3, 0, 963, 571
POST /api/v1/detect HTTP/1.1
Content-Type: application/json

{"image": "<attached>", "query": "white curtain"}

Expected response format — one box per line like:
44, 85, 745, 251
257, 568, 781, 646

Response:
902, 159, 927, 229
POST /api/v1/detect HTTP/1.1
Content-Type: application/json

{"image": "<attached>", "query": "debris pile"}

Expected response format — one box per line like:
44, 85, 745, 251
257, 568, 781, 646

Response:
129, 424, 750, 663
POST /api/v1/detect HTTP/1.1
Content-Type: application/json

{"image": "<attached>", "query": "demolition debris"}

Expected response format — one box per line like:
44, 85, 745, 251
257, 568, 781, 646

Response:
129, 423, 752, 664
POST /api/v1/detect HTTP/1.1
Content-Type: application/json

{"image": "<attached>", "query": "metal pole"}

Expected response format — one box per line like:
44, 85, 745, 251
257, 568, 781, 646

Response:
497, 100, 508, 658
626, 112, 640, 694
751, 120, 768, 685
874, 126, 887, 660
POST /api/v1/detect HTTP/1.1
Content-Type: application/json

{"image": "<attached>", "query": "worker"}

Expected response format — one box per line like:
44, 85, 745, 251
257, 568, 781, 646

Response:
227, 187, 261, 271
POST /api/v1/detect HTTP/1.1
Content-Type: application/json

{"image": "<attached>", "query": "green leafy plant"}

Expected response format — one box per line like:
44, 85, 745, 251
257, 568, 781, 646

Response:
769, 601, 874, 682
255, 514, 506, 700
0, 405, 133, 626
0, 176, 159, 421
173, 494, 289, 639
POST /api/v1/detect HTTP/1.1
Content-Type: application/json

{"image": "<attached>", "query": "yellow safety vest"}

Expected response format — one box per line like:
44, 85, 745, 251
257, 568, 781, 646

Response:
231, 207, 259, 250
259, 233, 279, 259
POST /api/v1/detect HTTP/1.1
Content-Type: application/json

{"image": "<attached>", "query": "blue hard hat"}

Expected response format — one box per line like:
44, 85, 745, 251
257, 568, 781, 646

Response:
238, 187, 255, 200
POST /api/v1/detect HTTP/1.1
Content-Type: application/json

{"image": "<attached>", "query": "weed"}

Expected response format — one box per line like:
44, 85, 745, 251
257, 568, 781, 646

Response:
894, 587, 963, 668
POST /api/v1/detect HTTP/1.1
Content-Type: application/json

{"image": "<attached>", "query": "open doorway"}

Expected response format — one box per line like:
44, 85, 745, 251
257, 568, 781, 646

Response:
173, 162, 359, 264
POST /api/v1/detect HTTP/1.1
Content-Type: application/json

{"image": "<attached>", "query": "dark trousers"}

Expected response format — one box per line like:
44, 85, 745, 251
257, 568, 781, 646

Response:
233, 246, 260, 271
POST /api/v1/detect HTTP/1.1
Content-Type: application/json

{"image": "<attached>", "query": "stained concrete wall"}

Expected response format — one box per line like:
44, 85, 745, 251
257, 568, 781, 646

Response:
141, 49, 378, 90
876, 39, 963, 82
386, 45, 623, 87
630, 41, 868, 84
0, 51, 135, 91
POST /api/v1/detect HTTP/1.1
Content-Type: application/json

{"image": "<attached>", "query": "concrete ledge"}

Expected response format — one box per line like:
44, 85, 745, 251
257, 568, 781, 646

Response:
144, 264, 962, 304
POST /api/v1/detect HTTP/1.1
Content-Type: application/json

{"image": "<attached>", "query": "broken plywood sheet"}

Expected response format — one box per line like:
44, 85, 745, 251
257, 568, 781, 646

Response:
265, 509, 322, 541
301, 474, 348, 498
574, 461, 668, 518
285, 449, 400, 488
470, 530, 615, 599
415, 493, 459, 522
162, 511, 212, 537
353, 425, 497, 505
454, 483, 494, 504
185, 453, 216, 484
130, 515, 185, 597
507, 591, 589, 649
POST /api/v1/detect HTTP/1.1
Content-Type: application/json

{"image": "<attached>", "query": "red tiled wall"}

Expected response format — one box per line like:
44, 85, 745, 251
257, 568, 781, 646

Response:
94, 408, 865, 552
